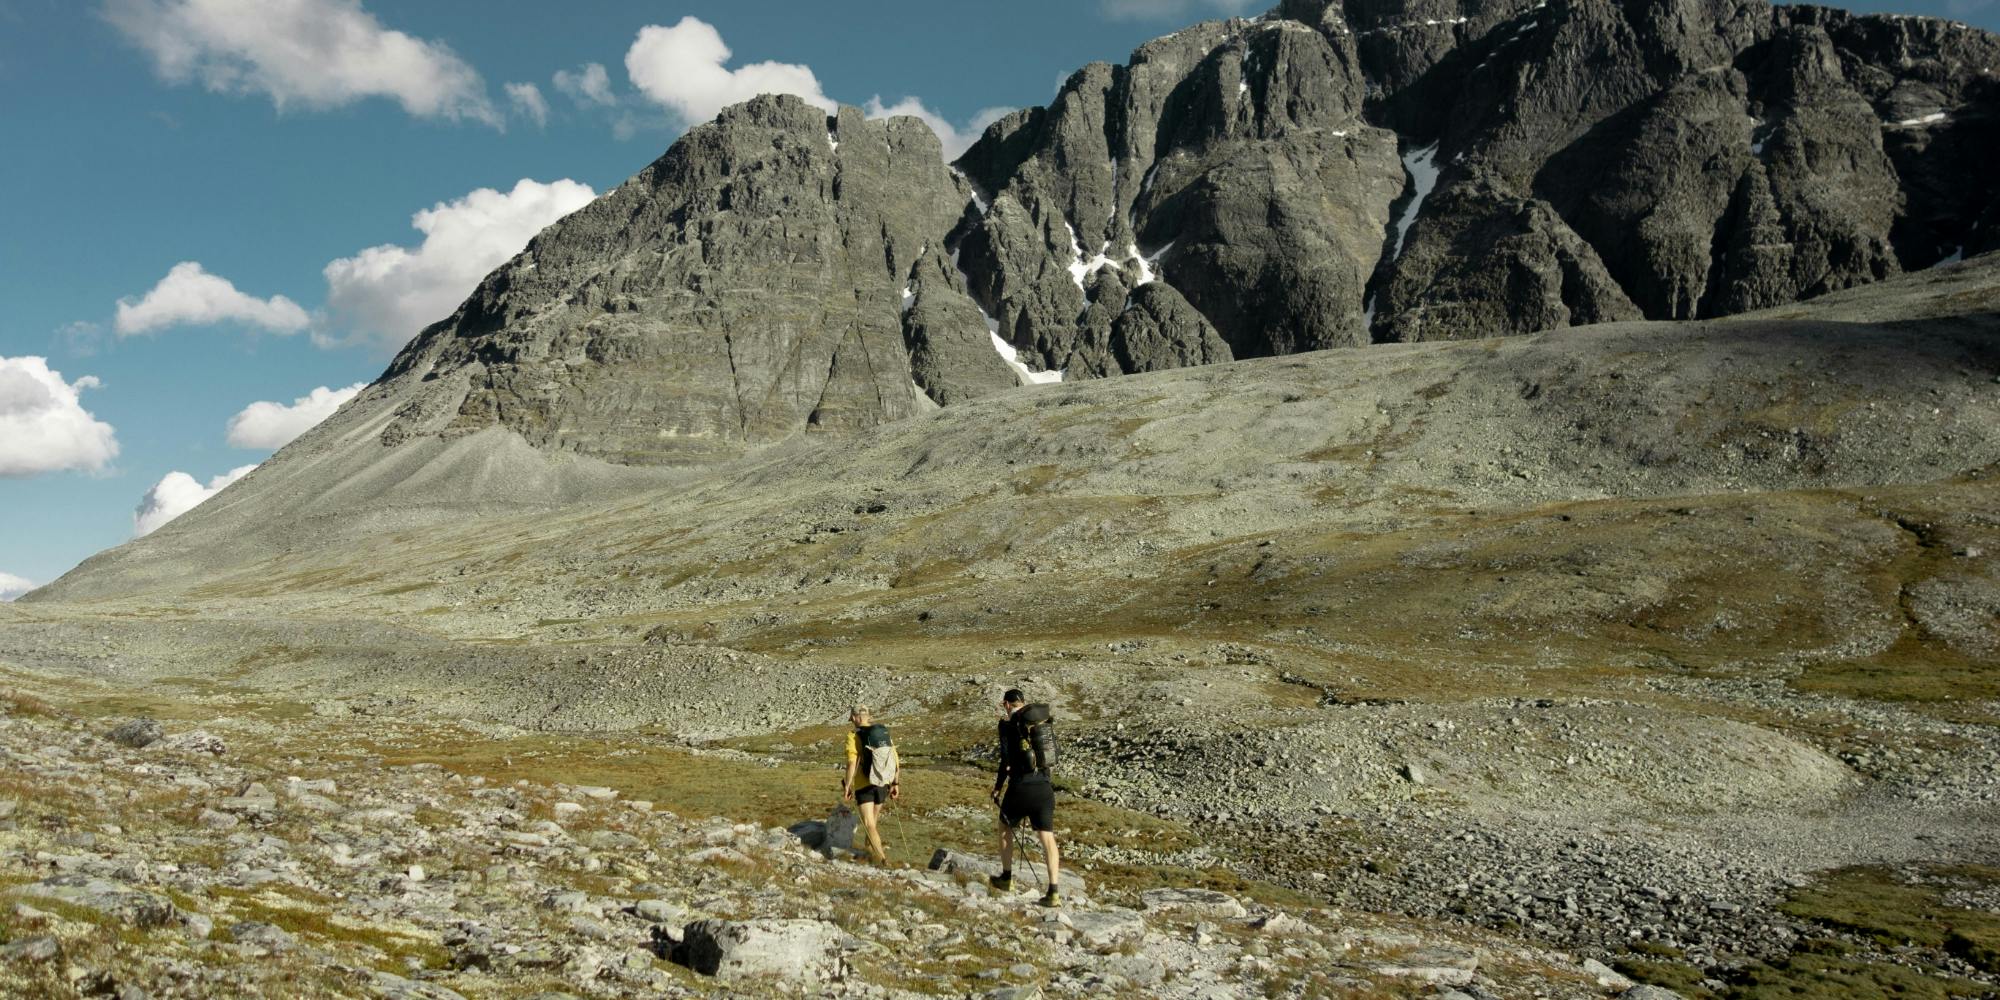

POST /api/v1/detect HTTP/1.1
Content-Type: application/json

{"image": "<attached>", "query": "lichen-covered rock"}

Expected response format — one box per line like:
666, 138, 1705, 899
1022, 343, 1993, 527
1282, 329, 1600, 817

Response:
1139, 887, 1249, 919
11, 876, 183, 929
677, 918, 849, 981
106, 717, 162, 749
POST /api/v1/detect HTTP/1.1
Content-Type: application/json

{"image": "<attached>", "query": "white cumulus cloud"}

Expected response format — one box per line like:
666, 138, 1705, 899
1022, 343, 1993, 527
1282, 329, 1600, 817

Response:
505, 81, 548, 127
0, 572, 33, 602
103, 0, 499, 125
133, 464, 257, 537
225, 382, 366, 449
0, 356, 120, 478
116, 262, 311, 336
863, 97, 1015, 159
617, 18, 1005, 159
319, 177, 596, 351
624, 16, 835, 124
553, 62, 616, 106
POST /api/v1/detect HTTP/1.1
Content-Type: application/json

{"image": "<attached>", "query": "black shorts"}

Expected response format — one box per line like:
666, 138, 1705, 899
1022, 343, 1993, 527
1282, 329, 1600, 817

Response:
1000, 778, 1055, 833
855, 785, 889, 806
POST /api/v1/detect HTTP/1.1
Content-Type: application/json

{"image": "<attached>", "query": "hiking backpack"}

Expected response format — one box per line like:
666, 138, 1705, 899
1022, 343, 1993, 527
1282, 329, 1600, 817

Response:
860, 723, 899, 787
1017, 703, 1057, 773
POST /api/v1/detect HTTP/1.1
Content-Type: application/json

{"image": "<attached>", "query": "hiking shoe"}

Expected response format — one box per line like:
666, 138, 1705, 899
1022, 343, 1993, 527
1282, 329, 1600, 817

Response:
1040, 888, 1062, 908
987, 873, 1013, 893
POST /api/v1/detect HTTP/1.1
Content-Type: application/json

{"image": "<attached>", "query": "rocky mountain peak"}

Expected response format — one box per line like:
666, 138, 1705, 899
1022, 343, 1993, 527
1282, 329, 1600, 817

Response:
185, 1, 2000, 471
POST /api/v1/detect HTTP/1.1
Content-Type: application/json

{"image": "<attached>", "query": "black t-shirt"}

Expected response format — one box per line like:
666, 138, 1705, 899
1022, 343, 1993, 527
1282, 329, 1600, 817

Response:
995, 715, 1044, 789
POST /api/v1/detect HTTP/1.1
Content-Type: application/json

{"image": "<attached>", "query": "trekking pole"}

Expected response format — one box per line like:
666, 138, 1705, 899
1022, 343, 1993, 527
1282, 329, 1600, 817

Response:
1021, 824, 1043, 891
1029, 830, 1048, 892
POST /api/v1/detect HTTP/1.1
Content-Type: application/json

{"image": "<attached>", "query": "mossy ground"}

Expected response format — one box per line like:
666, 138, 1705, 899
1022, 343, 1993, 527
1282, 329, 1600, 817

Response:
1617, 866, 2000, 999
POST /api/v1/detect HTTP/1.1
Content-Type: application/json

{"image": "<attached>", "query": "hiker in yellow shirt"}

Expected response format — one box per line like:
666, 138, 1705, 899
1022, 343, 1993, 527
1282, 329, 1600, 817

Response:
840, 705, 899, 865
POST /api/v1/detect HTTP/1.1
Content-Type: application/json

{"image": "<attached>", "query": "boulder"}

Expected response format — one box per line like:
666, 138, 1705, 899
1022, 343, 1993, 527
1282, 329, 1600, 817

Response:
1584, 957, 1635, 990
632, 899, 684, 925
228, 921, 296, 952
1061, 907, 1148, 952
1139, 887, 1248, 919
196, 808, 238, 830
1622, 986, 1689, 1000
10, 877, 182, 929
0, 935, 59, 962
676, 919, 849, 982
106, 717, 163, 749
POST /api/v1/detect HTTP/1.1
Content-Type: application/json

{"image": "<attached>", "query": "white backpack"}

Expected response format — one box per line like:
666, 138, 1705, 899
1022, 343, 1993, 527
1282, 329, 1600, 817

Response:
863, 726, 900, 787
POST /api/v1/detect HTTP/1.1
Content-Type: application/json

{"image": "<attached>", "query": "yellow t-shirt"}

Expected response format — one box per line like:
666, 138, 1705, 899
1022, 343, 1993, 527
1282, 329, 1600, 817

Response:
845, 729, 872, 791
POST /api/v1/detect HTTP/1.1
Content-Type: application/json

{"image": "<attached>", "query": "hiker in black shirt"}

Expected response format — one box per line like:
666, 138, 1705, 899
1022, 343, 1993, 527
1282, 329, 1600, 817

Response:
989, 688, 1062, 906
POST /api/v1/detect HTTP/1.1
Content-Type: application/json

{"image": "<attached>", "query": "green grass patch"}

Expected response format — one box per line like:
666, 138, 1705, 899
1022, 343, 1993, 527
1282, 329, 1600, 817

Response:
1780, 865, 2000, 970
1726, 949, 1990, 999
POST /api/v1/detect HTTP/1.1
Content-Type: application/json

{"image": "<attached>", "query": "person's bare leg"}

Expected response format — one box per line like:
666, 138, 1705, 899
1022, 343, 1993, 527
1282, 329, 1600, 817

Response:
998, 823, 1014, 876
1038, 831, 1060, 891
858, 801, 886, 863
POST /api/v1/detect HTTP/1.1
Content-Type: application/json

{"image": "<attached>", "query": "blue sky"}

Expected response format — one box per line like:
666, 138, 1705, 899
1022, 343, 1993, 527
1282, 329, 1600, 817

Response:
1, 0, 1994, 598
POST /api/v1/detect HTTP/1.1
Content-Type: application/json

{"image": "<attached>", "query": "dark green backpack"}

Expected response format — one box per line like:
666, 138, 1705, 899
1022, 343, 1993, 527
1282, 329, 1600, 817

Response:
1017, 704, 1056, 772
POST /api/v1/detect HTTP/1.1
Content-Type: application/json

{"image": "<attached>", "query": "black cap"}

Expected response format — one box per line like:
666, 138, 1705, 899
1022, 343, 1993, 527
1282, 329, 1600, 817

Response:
1003, 688, 1025, 705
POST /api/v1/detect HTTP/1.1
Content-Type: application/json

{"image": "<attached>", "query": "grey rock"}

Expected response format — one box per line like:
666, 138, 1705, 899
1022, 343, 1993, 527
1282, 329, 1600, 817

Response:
929, 847, 1004, 878
1102, 952, 1166, 986
371, 970, 470, 1000
1584, 957, 1634, 990
159, 729, 225, 755
228, 920, 295, 952
0, 935, 59, 962
677, 918, 849, 982
10, 876, 181, 929
107, 717, 162, 749
1139, 887, 1249, 919
1622, 986, 1690, 1000
1062, 906, 1148, 951
1371, 961, 1477, 986
541, 890, 594, 913
633, 899, 685, 924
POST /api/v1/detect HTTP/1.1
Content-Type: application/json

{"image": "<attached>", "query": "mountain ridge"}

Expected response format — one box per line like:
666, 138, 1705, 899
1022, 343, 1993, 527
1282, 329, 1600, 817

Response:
271, 0, 2000, 469
28, 0, 2000, 599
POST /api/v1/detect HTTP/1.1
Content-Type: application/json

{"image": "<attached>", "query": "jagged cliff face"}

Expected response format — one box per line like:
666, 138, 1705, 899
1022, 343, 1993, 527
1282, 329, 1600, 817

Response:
368, 0, 1997, 465
962, 0, 2000, 360
376, 102, 1016, 465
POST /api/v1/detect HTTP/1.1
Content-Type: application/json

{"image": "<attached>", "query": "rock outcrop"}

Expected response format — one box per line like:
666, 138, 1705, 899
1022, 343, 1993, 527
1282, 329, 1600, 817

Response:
956, 0, 1999, 354
376, 100, 1017, 466
332, 0, 2000, 467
